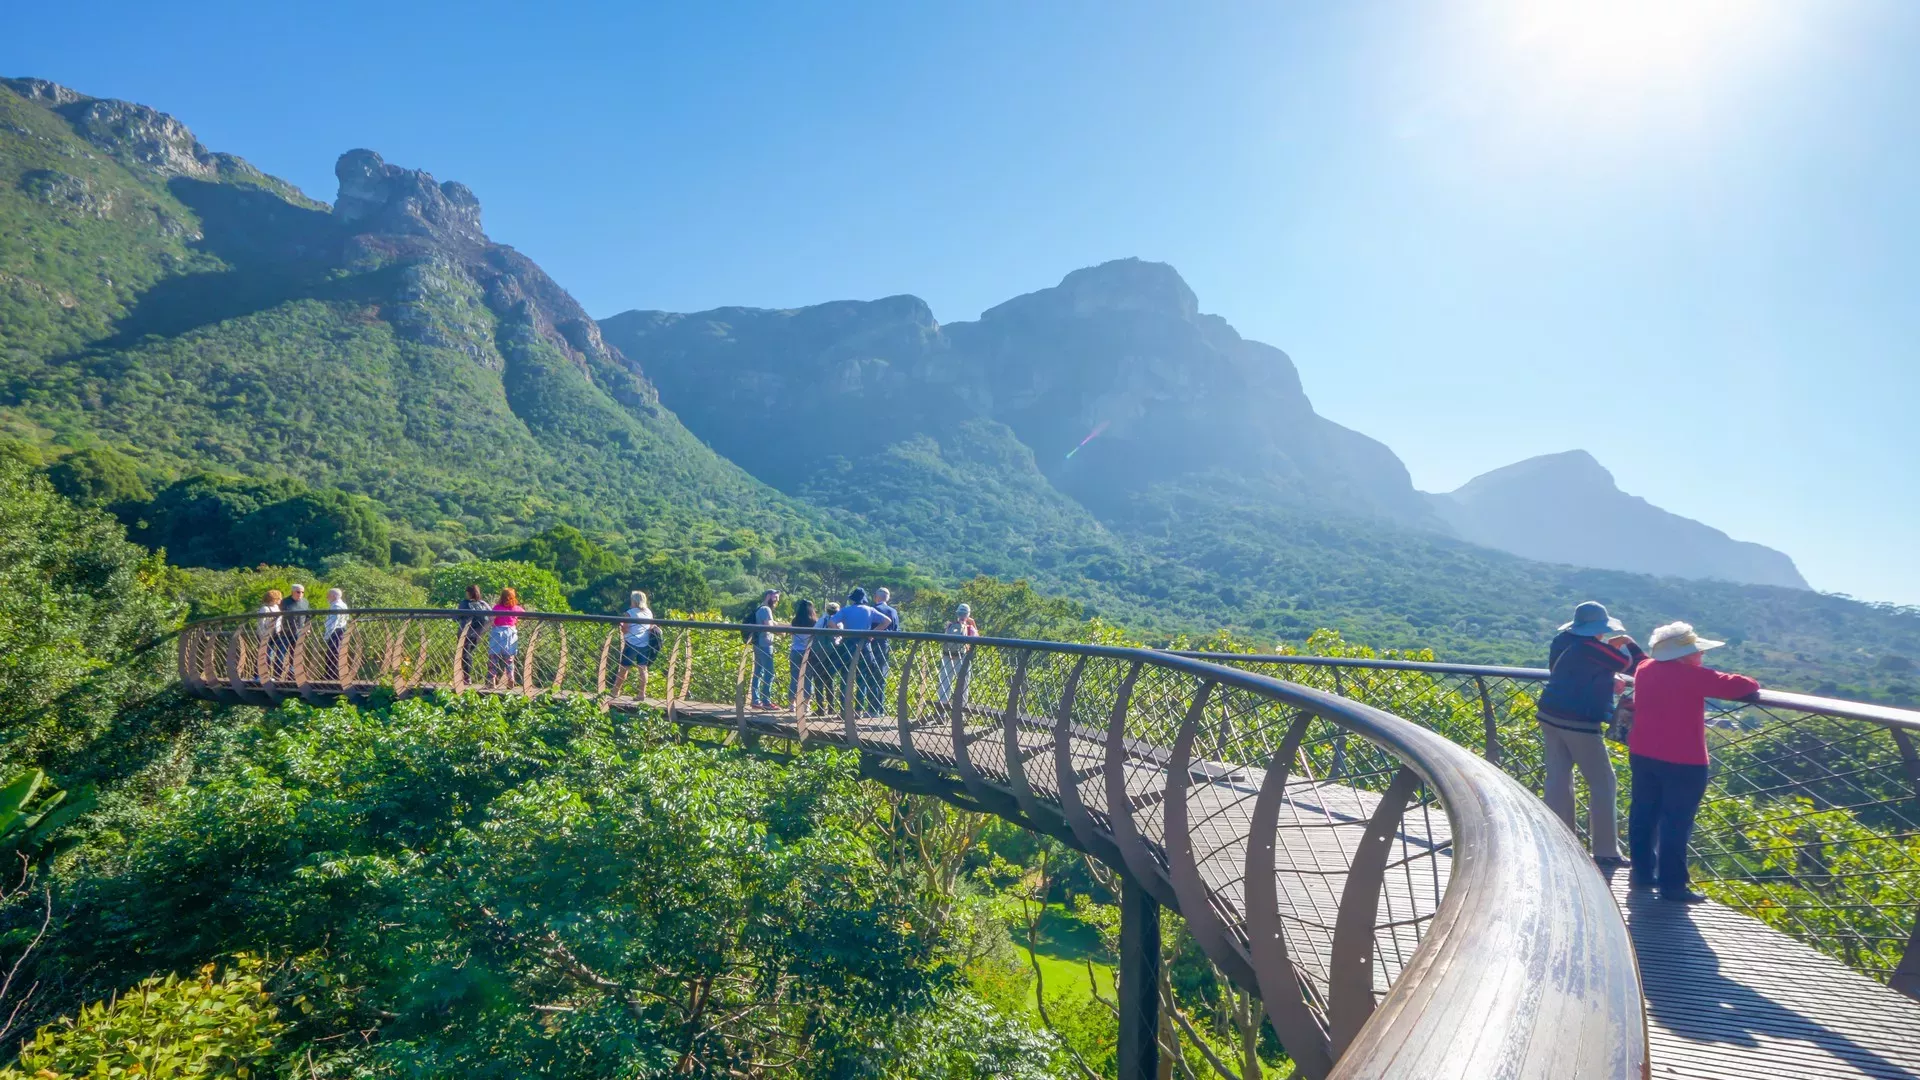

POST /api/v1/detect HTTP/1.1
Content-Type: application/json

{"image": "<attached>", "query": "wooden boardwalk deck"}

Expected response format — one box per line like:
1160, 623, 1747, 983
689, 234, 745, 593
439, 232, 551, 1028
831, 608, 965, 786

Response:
1608, 875, 1920, 1079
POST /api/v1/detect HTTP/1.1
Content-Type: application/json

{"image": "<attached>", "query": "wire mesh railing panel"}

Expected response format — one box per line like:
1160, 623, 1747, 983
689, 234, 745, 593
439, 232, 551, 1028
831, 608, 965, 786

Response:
1064, 655, 1130, 832
956, 645, 1019, 786
1014, 650, 1077, 802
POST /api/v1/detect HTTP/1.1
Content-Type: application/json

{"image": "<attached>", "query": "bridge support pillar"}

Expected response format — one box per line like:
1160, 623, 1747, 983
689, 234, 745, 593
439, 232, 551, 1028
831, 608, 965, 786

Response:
1118, 871, 1162, 1080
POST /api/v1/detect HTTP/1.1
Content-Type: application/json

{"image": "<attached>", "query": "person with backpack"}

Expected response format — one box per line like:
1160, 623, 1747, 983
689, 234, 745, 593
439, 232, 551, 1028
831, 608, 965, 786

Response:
745, 589, 780, 709
1627, 622, 1760, 903
612, 590, 662, 702
455, 584, 492, 687
826, 588, 893, 717
868, 587, 903, 715
1536, 601, 1643, 868
939, 602, 978, 704
272, 583, 308, 680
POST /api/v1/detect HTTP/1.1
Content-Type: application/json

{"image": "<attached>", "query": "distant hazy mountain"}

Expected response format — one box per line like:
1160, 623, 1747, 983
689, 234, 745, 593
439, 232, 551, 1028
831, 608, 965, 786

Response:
1427, 451, 1808, 589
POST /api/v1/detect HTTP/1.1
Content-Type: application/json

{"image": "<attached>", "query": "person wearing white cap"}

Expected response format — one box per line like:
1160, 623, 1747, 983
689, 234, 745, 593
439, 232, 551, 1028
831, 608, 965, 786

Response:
1626, 622, 1760, 903
323, 588, 350, 682
1537, 601, 1644, 867
939, 603, 979, 704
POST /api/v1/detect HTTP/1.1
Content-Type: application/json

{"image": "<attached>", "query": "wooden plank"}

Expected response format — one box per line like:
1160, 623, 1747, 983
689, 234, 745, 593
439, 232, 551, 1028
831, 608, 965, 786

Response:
1612, 876, 1920, 1080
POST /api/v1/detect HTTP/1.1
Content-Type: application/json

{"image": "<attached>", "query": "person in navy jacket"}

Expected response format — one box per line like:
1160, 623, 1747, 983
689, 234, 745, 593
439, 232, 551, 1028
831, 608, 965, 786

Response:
1537, 601, 1645, 867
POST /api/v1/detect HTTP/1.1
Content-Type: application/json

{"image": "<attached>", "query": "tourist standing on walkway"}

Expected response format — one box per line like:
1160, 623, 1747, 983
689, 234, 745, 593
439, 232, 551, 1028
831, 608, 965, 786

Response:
748, 590, 780, 709
827, 589, 893, 717
256, 590, 283, 681
612, 591, 659, 701
787, 600, 817, 708
489, 587, 524, 687
456, 584, 491, 687
1628, 622, 1759, 903
1537, 600, 1643, 868
272, 583, 308, 680
812, 601, 843, 714
868, 587, 903, 715
939, 603, 978, 704
324, 588, 350, 682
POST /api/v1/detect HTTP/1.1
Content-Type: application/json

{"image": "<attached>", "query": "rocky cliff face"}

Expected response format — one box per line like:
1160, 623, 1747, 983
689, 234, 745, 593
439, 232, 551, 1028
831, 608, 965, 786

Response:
602, 258, 1432, 527
1428, 450, 1809, 589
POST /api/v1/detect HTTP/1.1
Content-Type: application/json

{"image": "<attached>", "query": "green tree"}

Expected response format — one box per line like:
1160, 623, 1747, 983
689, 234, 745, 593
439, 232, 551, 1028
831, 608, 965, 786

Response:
576, 553, 715, 615
43, 447, 150, 511
238, 488, 392, 568
491, 524, 623, 589
427, 559, 571, 612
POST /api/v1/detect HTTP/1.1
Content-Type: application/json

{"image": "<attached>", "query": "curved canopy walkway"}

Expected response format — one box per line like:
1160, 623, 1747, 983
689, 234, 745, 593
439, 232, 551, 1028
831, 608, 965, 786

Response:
174, 611, 1920, 1079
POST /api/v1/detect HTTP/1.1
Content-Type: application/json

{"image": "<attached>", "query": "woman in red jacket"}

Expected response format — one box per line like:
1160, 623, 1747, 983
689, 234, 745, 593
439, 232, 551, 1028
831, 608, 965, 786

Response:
1627, 622, 1760, 903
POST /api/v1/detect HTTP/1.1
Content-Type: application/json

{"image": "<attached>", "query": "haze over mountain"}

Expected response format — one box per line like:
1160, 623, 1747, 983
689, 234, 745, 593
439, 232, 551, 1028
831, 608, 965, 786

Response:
1428, 451, 1808, 590
4, 75, 1915, 697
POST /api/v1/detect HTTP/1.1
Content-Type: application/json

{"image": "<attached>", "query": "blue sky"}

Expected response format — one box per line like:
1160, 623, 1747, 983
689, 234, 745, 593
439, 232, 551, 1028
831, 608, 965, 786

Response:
8, 1, 1917, 606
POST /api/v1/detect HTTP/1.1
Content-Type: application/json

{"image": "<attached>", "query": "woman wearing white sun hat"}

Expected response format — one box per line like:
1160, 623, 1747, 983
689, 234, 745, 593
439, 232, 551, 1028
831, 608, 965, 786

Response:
1626, 621, 1760, 903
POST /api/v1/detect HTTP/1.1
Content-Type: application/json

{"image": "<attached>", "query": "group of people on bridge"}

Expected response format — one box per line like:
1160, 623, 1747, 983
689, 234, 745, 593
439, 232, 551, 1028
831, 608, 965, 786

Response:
1538, 600, 1760, 905
252, 582, 1753, 906
738, 587, 979, 715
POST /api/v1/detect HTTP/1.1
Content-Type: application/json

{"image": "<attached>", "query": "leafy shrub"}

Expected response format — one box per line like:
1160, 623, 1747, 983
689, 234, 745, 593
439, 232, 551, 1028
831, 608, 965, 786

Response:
0, 957, 286, 1080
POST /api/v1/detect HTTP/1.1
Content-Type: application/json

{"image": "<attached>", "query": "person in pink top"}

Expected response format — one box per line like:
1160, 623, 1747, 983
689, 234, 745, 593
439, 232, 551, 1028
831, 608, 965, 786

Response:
488, 587, 525, 686
1627, 622, 1760, 903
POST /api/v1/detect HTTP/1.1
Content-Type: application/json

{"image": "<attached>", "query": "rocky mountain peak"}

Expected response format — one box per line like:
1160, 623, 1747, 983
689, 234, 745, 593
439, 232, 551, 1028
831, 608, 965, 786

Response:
1452, 449, 1615, 502
333, 149, 484, 244
1052, 257, 1199, 319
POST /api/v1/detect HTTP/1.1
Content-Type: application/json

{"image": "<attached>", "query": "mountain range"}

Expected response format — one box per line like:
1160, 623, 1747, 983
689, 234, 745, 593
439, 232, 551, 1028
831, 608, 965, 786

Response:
2, 75, 1912, 697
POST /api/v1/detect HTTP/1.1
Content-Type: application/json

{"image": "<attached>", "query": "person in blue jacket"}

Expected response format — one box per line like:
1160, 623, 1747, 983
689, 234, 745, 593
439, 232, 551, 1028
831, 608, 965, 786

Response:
827, 588, 893, 717
1537, 600, 1645, 868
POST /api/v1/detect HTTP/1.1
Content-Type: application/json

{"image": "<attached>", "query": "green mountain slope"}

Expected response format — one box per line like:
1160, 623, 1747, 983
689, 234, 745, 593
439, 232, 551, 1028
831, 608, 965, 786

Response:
0, 77, 834, 561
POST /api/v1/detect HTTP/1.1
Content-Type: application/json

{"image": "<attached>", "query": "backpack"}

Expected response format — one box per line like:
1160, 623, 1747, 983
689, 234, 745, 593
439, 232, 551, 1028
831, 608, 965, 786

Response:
740, 601, 762, 643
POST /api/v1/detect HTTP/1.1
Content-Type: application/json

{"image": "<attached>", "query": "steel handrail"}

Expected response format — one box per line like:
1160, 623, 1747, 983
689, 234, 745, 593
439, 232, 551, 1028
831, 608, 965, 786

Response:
175, 610, 1647, 1078
1174, 650, 1920, 731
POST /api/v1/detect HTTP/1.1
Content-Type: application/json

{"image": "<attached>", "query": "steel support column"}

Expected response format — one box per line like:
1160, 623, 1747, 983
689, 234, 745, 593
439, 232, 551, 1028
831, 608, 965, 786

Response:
1118, 871, 1162, 1080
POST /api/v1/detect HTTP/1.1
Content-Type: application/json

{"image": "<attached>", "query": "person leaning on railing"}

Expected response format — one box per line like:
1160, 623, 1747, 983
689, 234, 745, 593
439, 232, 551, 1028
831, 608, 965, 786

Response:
489, 588, 525, 687
869, 588, 903, 715
455, 585, 491, 686
1627, 622, 1760, 904
1537, 601, 1644, 869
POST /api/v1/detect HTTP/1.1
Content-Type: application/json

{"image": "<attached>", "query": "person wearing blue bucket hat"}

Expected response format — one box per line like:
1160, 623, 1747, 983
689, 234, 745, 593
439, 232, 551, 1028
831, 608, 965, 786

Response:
1537, 601, 1645, 869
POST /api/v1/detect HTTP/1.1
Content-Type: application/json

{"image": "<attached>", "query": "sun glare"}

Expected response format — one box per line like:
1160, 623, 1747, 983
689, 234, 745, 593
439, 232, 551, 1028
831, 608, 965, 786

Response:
1400, 0, 1799, 160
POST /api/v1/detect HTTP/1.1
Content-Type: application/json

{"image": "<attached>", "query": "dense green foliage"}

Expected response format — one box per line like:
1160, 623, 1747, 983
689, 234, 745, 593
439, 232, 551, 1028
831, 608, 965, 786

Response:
18, 693, 1073, 1077
0, 454, 180, 767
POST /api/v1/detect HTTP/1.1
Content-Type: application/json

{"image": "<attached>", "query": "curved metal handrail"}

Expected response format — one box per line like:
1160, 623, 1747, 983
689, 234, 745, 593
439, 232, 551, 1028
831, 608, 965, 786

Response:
1181, 648, 1920, 996
175, 610, 1645, 1078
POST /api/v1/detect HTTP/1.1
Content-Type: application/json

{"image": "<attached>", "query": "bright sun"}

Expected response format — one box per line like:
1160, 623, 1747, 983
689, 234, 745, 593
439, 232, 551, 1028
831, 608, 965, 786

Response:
1454, 0, 1788, 125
